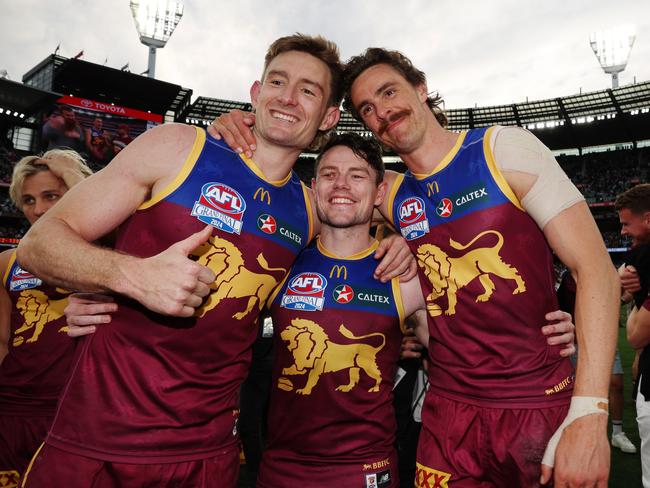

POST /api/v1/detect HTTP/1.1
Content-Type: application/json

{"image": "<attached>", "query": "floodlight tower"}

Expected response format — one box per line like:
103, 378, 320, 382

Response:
130, 0, 184, 79
590, 25, 636, 89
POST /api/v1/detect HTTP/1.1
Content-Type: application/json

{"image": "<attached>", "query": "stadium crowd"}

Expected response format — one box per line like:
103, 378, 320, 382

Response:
0, 141, 644, 244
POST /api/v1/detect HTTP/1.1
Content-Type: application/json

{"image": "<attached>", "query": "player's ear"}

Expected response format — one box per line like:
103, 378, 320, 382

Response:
416, 82, 428, 104
374, 180, 388, 207
319, 106, 340, 132
250, 81, 262, 110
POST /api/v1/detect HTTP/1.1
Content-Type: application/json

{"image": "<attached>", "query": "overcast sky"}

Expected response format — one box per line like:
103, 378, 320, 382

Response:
2, 0, 648, 110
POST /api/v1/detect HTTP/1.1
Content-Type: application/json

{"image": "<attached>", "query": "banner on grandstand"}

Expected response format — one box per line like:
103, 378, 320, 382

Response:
40, 95, 164, 167
58, 96, 163, 123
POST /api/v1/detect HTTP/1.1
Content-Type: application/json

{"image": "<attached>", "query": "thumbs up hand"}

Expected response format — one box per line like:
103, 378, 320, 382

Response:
129, 225, 216, 316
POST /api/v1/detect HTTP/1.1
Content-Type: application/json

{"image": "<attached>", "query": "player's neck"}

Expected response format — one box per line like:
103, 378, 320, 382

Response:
250, 135, 303, 182
319, 224, 375, 258
399, 121, 459, 175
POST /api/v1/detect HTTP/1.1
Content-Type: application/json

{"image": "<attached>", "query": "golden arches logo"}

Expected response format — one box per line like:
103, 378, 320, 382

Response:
416, 230, 526, 317
13, 290, 68, 347
277, 318, 386, 395
254, 187, 271, 205
426, 181, 440, 198
329, 265, 347, 280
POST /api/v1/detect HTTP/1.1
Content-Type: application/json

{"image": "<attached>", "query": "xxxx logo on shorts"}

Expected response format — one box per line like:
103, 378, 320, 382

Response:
398, 196, 429, 240
415, 463, 451, 488
257, 213, 277, 234
436, 198, 453, 218
281, 272, 327, 311
191, 182, 246, 234
333, 284, 354, 304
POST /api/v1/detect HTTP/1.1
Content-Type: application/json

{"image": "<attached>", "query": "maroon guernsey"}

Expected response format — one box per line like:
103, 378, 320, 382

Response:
388, 127, 574, 408
260, 239, 404, 487
0, 250, 73, 416
45, 128, 313, 463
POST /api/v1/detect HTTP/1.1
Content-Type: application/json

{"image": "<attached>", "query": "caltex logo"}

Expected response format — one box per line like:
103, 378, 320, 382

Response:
333, 284, 354, 304
436, 198, 453, 218
258, 214, 277, 234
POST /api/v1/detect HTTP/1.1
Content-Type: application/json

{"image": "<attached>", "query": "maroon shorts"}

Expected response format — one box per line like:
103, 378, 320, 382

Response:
21, 443, 240, 488
258, 448, 398, 488
0, 414, 52, 485
415, 395, 569, 488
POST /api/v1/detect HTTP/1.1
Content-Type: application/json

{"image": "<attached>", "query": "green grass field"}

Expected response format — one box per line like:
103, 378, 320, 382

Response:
610, 322, 642, 487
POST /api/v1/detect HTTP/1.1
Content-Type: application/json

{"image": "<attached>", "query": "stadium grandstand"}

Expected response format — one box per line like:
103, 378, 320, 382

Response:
1, 52, 648, 258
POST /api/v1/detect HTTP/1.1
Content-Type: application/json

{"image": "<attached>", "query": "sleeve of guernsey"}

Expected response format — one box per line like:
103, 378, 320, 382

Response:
490, 126, 584, 229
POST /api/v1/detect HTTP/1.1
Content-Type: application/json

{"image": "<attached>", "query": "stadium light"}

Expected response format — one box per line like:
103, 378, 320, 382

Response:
590, 25, 636, 89
130, 0, 184, 79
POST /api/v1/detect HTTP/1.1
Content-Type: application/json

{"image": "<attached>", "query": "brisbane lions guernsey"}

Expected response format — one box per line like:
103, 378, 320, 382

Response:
0, 251, 73, 416
266, 238, 405, 463
47, 127, 313, 463
388, 127, 574, 407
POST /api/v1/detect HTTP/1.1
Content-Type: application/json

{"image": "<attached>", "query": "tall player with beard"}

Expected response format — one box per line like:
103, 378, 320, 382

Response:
342, 48, 618, 488
16, 35, 413, 488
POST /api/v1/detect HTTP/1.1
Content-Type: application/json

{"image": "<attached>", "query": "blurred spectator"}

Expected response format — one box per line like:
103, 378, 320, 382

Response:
85, 117, 111, 164
41, 106, 85, 154
113, 124, 133, 147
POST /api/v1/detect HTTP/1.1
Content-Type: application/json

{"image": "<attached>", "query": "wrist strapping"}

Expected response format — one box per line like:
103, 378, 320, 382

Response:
541, 396, 608, 467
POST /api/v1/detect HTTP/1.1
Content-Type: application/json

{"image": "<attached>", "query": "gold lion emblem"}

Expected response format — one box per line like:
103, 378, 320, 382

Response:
416, 230, 526, 317
13, 290, 68, 347
278, 318, 386, 395
192, 236, 286, 320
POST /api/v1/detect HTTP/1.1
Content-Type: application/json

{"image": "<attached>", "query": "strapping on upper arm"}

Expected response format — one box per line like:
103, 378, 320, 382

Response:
491, 126, 584, 229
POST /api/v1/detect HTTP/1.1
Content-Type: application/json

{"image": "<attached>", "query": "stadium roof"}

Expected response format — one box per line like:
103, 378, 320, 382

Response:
182, 81, 650, 151
0, 78, 61, 128
23, 55, 192, 119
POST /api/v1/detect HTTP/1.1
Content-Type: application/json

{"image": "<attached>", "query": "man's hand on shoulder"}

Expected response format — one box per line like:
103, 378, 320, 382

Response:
373, 234, 417, 282
208, 110, 256, 158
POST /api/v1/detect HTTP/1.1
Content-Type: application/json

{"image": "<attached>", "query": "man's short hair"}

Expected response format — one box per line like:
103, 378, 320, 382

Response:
315, 132, 384, 185
10, 149, 92, 206
615, 184, 650, 215
263, 33, 343, 108
342, 47, 447, 128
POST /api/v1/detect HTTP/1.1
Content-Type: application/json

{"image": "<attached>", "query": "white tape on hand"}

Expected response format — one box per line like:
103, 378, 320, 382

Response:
541, 396, 608, 467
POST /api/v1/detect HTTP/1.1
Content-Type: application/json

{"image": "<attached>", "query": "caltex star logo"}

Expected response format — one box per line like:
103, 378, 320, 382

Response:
257, 213, 277, 234
436, 198, 453, 218
333, 284, 354, 304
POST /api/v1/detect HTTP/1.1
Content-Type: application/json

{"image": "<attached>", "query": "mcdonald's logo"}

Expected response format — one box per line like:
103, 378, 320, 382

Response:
426, 181, 440, 198
254, 187, 271, 205
329, 265, 347, 280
